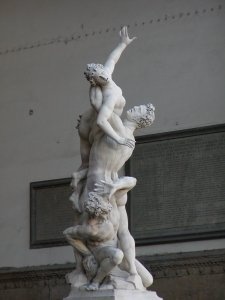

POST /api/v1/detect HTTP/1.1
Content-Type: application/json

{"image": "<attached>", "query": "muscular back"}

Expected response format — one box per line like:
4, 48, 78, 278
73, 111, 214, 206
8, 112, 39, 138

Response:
86, 113, 134, 191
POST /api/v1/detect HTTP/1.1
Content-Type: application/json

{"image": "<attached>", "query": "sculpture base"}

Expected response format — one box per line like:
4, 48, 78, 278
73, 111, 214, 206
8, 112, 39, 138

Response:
64, 289, 163, 300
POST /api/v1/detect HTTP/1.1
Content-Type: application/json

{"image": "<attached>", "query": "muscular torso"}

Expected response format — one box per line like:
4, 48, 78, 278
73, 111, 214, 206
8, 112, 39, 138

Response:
87, 114, 133, 189
79, 198, 120, 248
81, 82, 130, 191
84, 219, 115, 243
101, 82, 126, 116
78, 82, 133, 221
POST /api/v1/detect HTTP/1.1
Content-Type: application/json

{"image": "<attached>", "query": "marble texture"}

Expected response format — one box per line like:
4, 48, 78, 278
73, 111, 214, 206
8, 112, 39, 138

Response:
63, 26, 157, 297
64, 289, 162, 300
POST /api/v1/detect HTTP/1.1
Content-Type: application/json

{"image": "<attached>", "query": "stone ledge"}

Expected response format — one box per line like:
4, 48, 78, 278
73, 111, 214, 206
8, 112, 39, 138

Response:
64, 289, 162, 300
0, 249, 224, 290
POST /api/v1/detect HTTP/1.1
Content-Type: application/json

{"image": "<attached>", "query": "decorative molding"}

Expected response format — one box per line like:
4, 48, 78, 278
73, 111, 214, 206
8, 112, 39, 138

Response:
0, 4, 223, 56
0, 249, 224, 290
0, 264, 72, 290
138, 249, 225, 279
30, 178, 72, 249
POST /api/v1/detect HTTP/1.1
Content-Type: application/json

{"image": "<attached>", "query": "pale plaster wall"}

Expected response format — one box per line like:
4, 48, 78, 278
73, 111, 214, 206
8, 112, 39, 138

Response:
0, 0, 225, 268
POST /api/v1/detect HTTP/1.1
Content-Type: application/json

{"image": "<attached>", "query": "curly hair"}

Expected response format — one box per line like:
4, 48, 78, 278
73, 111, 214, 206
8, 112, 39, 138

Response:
84, 63, 104, 81
135, 103, 155, 129
84, 192, 112, 217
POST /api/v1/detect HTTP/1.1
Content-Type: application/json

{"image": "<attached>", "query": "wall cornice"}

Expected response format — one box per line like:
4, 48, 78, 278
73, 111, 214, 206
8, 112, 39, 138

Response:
0, 249, 224, 290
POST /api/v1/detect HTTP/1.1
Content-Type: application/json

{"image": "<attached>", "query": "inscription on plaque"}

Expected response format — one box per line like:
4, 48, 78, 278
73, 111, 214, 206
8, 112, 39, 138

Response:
127, 125, 225, 245
30, 178, 74, 248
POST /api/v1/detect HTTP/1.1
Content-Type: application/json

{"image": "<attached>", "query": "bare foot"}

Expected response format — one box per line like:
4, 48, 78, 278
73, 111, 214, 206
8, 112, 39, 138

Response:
127, 274, 144, 290
85, 282, 99, 291
66, 270, 87, 287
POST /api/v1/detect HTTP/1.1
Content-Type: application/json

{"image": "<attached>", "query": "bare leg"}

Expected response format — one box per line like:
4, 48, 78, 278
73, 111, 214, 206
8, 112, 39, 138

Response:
118, 205, 137, 275
135, 259, 153, 288
85, 247, 124, 291
65, 248, 88, 287
71, 169, 88, 191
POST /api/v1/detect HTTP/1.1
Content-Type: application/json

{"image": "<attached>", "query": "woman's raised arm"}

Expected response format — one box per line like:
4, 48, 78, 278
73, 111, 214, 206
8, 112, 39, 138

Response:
104, 26, 136, 76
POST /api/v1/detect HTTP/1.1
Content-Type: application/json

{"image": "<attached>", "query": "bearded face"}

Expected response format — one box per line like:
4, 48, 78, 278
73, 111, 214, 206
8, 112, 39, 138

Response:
126, 104, 155, 128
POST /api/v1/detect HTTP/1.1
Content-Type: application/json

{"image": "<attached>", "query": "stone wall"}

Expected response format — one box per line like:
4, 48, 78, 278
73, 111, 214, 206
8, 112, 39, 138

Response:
0, 250, 224, 300
0, 1, 225, 298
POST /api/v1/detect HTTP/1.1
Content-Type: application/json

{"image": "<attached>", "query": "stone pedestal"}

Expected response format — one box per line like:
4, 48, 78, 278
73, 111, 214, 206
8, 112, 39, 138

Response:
64, 289, 162, 300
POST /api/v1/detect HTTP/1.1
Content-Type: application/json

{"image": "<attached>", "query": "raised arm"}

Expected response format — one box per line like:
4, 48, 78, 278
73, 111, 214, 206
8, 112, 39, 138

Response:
104, 26, 136, 75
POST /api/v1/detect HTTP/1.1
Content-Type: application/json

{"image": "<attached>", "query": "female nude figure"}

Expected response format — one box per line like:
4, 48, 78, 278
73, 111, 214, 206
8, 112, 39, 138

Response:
71, 26, 136, 190
85, 26, 136, 148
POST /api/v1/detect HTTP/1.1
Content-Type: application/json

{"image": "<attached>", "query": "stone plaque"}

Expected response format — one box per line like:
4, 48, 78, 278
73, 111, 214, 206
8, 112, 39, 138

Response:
30, 178, 74, 248
126, 124, 225, 245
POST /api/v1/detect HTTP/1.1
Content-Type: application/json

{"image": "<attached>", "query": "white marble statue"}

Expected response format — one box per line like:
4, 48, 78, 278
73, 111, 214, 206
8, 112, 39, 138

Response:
63, 27, 162, 300
64, 103, 155, 290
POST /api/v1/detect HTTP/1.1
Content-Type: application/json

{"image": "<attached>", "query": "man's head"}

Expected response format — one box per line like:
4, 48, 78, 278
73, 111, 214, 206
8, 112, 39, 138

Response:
84, 63, 109, 86
85, 192, 112, 218
126, 103, 155, 128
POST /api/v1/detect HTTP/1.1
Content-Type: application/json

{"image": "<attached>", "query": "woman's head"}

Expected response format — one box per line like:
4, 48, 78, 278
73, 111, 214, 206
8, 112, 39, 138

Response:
84, 63, 109, 86
126, 103, 155, 128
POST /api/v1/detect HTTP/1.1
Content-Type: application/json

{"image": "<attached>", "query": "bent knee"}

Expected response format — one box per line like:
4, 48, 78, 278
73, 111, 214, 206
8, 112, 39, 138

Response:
146, 273, 153, 287
112, 249, 124, 265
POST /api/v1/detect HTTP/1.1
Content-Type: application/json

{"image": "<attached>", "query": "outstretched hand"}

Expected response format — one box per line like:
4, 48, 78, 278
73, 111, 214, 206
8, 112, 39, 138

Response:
94, 180, 116, 199
119, 26, 136, 45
